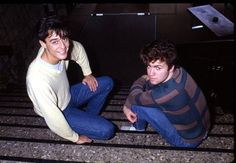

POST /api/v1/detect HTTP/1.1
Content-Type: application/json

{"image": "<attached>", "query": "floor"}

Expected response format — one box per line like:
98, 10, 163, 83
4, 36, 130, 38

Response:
0, 85, 234, 162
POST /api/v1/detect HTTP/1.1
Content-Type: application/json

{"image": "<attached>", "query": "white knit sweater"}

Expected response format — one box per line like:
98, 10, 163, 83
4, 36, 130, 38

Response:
26, 40, 91, 142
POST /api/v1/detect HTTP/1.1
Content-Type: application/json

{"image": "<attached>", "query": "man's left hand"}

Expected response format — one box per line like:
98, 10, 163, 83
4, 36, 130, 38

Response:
82, 74, 98, 92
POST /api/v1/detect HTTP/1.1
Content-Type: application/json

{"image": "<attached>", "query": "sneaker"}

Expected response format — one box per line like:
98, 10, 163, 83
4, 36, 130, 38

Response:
120, 125, 145, 132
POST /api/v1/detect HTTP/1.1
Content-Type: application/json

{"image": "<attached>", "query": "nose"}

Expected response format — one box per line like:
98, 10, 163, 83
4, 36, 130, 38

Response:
59, 39, 66, 48
149, 67, 155, 75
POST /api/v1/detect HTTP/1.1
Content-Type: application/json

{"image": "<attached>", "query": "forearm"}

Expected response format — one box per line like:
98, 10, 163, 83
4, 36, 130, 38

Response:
125, 76, 156, 108
130, 76, 146, 93
125, 76, 146, 108
44, 113, 79, 142
27, 82, 79, 142
70, 40, 92, 76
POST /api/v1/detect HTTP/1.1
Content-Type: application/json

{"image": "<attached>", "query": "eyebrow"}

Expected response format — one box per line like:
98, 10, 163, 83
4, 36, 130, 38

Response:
48, 38, 59, 42
46, 33, 61, 42
148, 64, 162, 67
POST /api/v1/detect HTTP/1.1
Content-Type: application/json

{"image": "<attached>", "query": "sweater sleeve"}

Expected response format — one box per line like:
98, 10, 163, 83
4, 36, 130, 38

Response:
70, 40, 92, 76
124, 76, 155, 108
26, 78, 79, 143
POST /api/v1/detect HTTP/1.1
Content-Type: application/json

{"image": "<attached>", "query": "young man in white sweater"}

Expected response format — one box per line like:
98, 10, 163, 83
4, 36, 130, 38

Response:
26, 16, 115, 144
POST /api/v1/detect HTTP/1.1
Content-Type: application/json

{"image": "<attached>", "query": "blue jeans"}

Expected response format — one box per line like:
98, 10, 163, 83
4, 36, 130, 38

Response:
63, 76, 115, 140
131, 105, 202, 148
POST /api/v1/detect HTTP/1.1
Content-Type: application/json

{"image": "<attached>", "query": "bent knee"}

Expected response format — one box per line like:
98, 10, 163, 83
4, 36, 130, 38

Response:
98, 76, 114, 91
100, 76, 113, 89
100, 123, 116, 140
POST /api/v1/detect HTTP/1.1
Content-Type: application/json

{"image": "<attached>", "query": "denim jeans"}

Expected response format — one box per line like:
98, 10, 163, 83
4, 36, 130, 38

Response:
131, 105, 202, 148
63, 76, 115, 140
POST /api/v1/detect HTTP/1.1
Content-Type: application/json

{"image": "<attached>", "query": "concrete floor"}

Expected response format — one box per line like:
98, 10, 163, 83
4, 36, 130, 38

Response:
0, 85, 234, 162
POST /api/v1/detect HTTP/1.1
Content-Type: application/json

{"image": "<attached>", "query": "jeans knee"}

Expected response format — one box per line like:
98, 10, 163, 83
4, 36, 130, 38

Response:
100, 76, 114, 91
101, 123, 115, 140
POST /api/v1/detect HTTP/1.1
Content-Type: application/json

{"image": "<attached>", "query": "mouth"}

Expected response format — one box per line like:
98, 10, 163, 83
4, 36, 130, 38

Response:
57, 51, 67, 55
149, 78, 156, 81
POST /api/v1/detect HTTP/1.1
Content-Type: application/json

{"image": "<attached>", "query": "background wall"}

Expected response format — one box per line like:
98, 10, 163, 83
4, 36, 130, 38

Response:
0, 4, 72, 88
0, 3, 234, 113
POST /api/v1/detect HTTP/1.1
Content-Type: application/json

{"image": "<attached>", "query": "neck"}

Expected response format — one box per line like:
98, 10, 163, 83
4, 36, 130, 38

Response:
163, 66, 175, 83
165, 71, 173, 82
41, 50, 59, 65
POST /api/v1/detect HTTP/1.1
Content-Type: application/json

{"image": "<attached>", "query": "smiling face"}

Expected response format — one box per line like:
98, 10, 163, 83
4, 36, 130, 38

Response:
40, 30, 69, 64
147, 59, 174, 85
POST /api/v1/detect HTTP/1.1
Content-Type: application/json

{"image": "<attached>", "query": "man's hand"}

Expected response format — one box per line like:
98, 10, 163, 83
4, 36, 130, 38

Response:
76, 135, 92, 144
82, 74, 98, 92
123, 105, 137, 123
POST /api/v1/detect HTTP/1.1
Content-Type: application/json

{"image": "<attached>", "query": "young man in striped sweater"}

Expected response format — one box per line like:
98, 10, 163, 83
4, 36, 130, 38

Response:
121, 40, 210, 148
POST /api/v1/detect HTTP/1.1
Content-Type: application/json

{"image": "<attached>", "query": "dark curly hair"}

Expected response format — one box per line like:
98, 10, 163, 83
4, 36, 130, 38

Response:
140, 40, 177, 69
37, 15, 70, 42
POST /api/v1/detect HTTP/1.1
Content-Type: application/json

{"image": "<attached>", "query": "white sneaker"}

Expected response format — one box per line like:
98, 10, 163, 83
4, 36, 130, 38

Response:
120, 125, 145, 132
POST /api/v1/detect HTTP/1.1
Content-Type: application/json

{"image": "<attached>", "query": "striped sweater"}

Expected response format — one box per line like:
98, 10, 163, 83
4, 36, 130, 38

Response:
125, 67, 211, 143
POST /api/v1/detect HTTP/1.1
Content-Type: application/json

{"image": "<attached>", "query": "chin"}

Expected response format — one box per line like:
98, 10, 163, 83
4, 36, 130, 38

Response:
62, 56, 67, 60
150, 80, 160, 85
150, 81, 157, 85
59, 54, 67, 60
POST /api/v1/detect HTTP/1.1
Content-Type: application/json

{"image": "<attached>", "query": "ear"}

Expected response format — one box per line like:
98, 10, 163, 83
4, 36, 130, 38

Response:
39, 40, 46, 49
169, 65, 175, 72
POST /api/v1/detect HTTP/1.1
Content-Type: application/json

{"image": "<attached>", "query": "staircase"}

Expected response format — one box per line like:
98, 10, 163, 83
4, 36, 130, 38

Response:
0, 85, 234, 162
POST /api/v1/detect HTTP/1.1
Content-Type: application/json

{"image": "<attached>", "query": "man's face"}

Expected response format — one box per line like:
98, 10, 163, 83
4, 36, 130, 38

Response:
40, 30, 69, 64
147, 59, 173, 85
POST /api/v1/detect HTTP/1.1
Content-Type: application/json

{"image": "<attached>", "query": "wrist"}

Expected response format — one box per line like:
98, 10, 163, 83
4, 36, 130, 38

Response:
123, 106, 130, 114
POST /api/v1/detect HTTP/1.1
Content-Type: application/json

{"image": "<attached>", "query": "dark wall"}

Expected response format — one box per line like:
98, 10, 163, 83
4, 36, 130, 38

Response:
0, 4, 44, 87
67, 11, 234, 113
71, 15, 156, 86
177, 40, 234, 113
0, 4, 234, 113
0, 4, 72, 88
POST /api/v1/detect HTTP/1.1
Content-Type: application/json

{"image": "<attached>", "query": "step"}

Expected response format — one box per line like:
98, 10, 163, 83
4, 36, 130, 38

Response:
0, 87, 234, 162
0, 125, 234, 149
0, 107, 234, 123
1, 140, 233, 162
0, 114, 234, 135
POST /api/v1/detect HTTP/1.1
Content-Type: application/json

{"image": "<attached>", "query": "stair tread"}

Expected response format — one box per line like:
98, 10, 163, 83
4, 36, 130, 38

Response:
0, 87, 234, 162
0, 141, 234, 162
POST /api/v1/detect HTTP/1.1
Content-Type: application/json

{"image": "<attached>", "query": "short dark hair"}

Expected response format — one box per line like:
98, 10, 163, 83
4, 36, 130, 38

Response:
37, 16, 69, 42
140, 40, 177, 69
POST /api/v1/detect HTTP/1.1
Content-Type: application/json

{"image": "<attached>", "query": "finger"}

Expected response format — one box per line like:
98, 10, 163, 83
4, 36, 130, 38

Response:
77, 140, 91, 144
88, 82, 94, 92
130, 115, 137, 123
94, 78, 98, 87
86, 138, 92, 143
76, 137, 92, 144
131, 117, 137, 123
83, 137, 92, 143
130, 112, 137, 118
128, 115, 136, 123
82, 79, 87, 85
92, 83, 97, 92
129, 118, 136, 124
89, 81, 96, 92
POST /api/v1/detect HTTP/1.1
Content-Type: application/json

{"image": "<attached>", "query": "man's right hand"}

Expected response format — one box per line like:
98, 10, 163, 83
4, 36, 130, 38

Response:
76, 135, 92, 144
123, 106, 137, 123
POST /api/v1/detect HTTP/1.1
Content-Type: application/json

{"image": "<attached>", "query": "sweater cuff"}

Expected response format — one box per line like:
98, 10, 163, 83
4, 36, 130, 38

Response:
71, 133, 79, 143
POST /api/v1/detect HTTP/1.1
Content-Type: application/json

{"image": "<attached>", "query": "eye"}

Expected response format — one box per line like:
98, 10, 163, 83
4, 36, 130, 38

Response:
155, 67, 161, 70
51, 40, 58, 44
62, 37, 68, 41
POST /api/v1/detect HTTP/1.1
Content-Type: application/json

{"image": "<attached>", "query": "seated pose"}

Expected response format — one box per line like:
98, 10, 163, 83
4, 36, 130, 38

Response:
26, 16, 115, 144
121, 40, 210, 148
